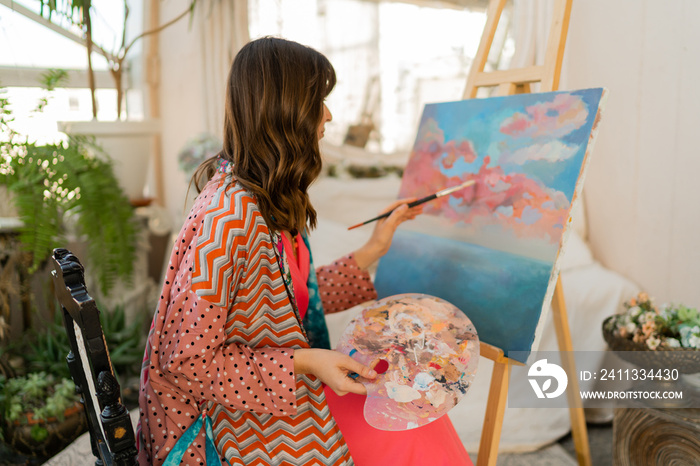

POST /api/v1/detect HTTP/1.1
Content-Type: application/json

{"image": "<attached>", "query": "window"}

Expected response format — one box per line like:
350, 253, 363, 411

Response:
0, 0, 144, 142
249, 0, 513, 153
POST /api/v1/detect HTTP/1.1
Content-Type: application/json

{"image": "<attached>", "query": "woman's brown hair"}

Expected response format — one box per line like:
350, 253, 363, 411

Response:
192, 37, 336, 235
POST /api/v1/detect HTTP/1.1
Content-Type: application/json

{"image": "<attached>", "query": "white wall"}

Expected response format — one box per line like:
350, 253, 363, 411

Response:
158, 1, 210, 225
561, 0, 700, 307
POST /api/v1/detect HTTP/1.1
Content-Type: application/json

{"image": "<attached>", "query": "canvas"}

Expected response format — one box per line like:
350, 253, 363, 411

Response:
374, 89, 607, 363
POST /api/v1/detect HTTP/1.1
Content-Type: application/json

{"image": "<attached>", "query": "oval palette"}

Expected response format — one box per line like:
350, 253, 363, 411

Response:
337, 293, 479, 431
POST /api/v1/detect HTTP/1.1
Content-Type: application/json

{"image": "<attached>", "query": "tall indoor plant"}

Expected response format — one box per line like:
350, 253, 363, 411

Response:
35, 0, 198, 119
5, 0, 201, 201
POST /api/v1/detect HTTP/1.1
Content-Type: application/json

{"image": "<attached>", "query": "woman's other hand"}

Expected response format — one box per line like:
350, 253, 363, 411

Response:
354, 198, 422, 269
294, 348, 377, 396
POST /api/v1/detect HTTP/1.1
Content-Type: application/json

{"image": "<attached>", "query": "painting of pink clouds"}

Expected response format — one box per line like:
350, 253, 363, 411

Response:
375, 89, 606, 362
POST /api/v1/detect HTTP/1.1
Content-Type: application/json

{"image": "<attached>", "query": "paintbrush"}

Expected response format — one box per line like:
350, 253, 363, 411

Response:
347, 179, 476, 230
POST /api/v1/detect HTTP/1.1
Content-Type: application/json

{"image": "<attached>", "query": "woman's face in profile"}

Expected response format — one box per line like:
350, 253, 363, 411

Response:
318, 103, 332, 140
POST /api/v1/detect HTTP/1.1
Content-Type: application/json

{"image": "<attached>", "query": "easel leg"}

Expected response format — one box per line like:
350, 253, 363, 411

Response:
552, 276, 592, 466
477, 361, 510, 466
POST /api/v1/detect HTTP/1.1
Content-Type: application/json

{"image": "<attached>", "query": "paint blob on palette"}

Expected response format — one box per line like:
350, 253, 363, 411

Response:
337, 293, 479, 431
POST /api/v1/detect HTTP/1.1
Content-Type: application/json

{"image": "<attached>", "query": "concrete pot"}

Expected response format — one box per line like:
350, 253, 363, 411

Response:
57, 120, 160, 202
4, 402, 88, 458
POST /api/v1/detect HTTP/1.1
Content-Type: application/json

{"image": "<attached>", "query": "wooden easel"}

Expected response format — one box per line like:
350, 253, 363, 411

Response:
465, 1, 592, 466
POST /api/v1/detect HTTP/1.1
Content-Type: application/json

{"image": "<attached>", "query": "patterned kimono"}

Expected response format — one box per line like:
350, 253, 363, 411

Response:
137, 164, 377, 465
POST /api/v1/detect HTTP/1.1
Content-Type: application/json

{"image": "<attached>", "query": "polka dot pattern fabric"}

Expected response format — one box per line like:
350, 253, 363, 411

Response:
137, 172, 351, 465
316, 257, 378, 315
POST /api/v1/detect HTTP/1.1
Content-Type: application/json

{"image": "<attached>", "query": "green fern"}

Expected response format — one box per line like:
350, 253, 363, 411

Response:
0, 91, 138, 294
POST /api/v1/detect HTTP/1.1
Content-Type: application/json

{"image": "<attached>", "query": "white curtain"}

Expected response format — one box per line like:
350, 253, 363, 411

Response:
507, 0, 590, 238
510, 0, 554, 70
198, 0, 251, 139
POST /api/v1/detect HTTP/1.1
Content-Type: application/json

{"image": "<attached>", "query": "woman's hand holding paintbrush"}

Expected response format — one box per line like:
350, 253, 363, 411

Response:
348, 179, 476, 231
350, 180, 475, 269
352, 198, 423, 269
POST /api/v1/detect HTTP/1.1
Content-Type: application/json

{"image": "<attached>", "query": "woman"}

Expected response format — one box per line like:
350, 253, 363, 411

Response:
138, 37, 471, 466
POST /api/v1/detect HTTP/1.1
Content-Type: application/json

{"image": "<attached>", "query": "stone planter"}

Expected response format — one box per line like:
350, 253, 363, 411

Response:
57, 120, 160, 202
4, 402, 88, 458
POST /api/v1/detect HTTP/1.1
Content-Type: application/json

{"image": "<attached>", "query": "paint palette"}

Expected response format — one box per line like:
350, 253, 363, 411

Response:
337, 293, 479, 431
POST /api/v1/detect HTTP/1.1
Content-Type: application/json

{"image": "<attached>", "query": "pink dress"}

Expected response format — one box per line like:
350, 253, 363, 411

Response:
282, 235, 474, 466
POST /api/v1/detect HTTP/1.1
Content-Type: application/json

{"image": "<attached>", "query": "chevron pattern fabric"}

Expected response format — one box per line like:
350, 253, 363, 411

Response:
138, 172, 352, 465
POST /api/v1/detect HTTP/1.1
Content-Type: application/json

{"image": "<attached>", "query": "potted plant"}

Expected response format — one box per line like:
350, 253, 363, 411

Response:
177, 132, 222, 182
0, 303, 148, 459
0, 372, 86, 459
603, 292, 700, 352
34, 0, 199, 120
602, 292, 700, 407
7, 0, 201, 201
